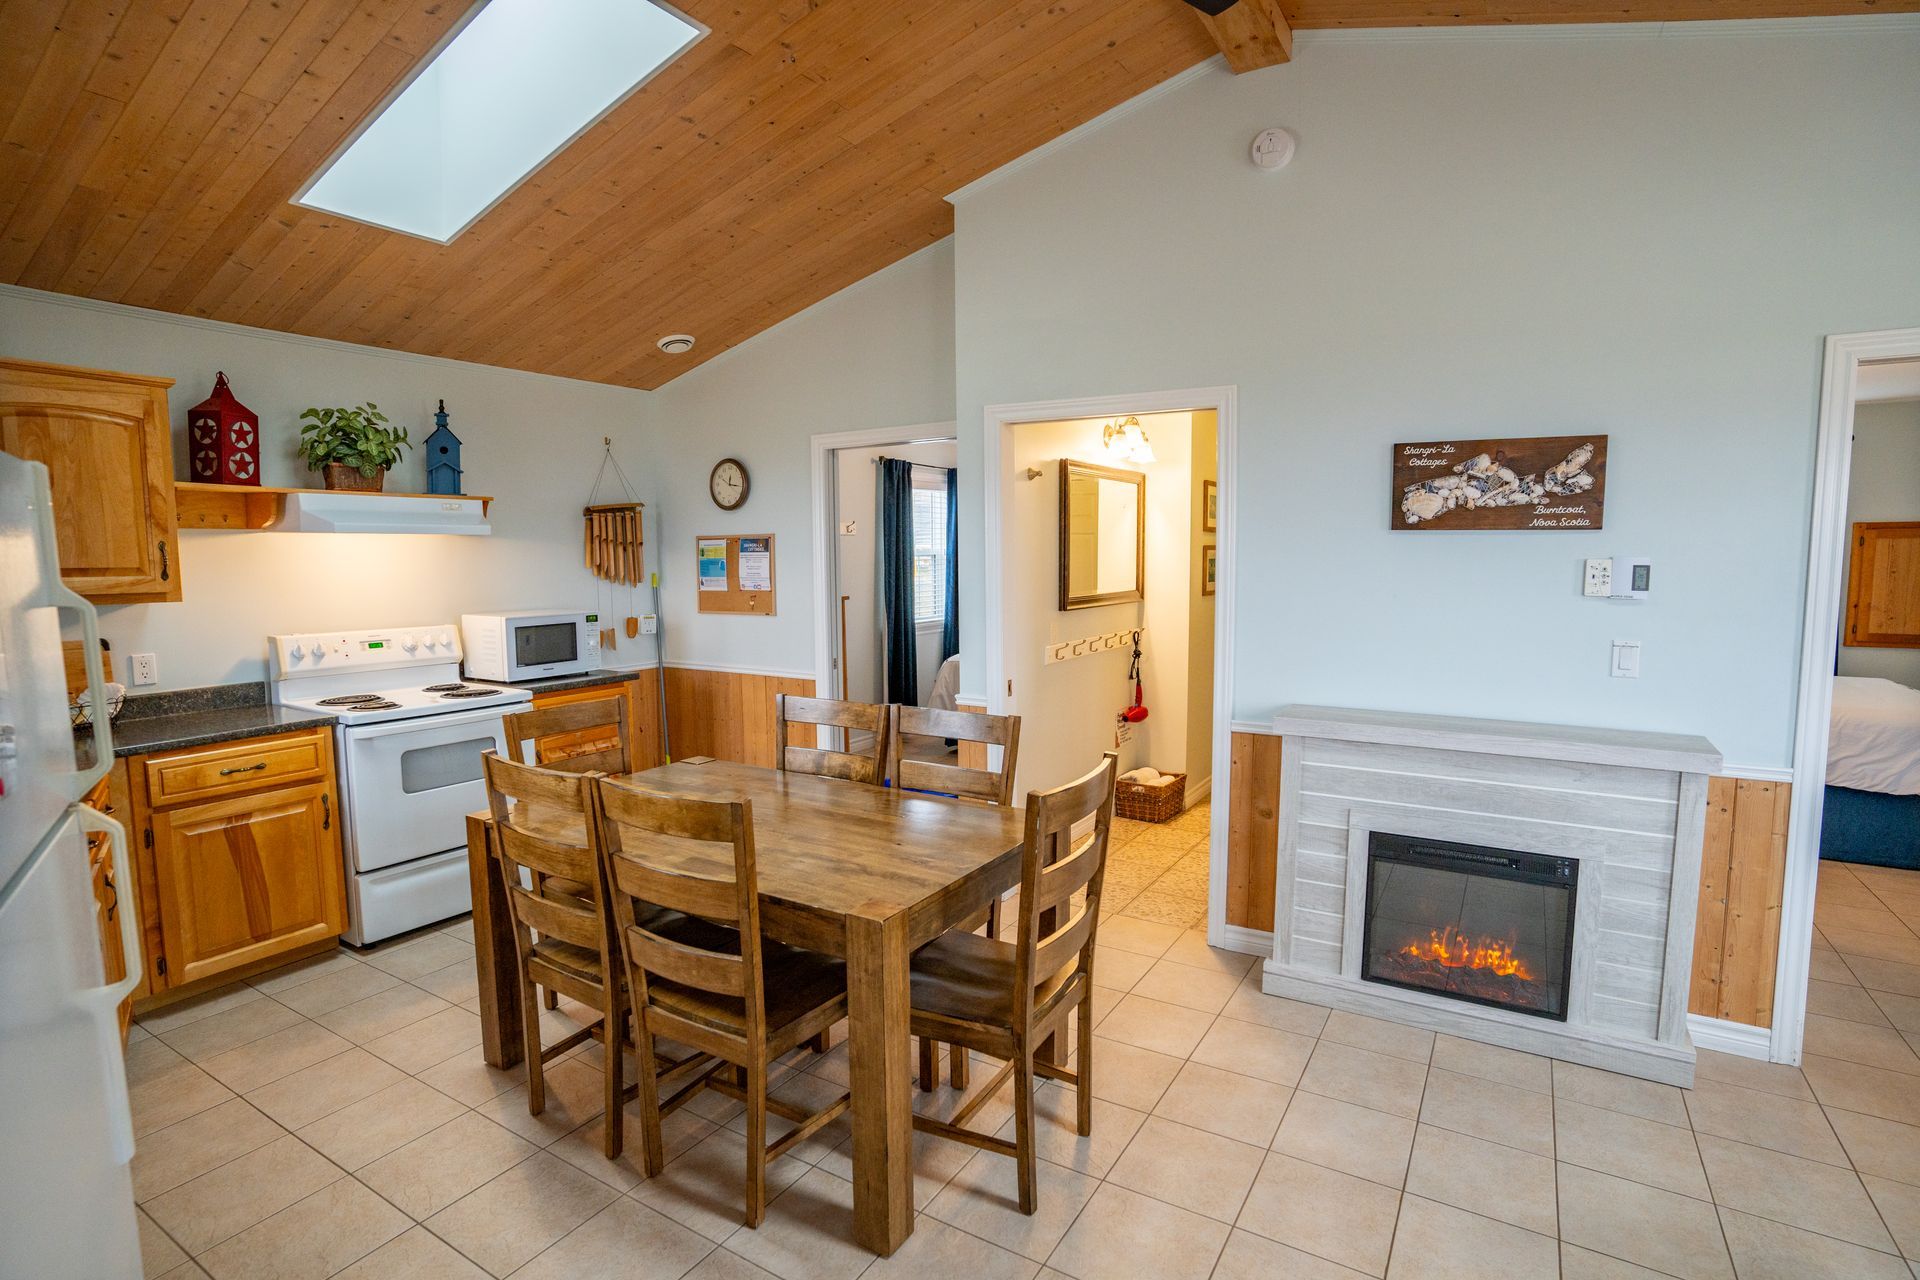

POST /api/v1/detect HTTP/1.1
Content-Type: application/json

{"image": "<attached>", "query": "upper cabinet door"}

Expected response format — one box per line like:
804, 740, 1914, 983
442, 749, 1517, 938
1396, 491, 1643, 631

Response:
0, 358, 181, 603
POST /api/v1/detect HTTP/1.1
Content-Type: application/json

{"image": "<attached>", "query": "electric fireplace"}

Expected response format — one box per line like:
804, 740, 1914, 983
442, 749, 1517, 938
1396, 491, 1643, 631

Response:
1360, 831, 1578, 1021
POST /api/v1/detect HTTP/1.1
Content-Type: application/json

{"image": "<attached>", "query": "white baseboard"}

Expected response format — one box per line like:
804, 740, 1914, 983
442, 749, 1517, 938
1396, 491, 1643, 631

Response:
1186, 775, 1213, 807
1687, 1013, 1772, 1060
1211, 923, 1273, 958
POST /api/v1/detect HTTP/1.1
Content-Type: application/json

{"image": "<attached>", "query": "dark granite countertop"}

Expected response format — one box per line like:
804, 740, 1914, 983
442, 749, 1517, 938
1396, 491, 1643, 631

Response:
75, 682, 338, 764
483, 668, 644, 695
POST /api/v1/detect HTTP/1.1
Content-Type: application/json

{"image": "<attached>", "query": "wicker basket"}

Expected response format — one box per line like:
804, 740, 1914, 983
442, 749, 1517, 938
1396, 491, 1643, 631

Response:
1115, 771, 1186, 823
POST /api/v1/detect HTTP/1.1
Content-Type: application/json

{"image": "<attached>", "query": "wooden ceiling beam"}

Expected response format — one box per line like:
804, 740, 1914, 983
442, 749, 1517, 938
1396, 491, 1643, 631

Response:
1186, 0, 1293, 73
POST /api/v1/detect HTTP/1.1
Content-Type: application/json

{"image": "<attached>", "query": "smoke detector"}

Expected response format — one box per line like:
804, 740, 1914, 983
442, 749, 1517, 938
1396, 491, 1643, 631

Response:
657, 334, 695, 355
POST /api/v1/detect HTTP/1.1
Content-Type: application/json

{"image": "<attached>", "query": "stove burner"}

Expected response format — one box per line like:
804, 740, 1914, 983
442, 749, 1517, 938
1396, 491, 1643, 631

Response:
317, 694, 382, 706
357, 699, 403, 710
440, 688, 499, 699
422, 683, 471, 693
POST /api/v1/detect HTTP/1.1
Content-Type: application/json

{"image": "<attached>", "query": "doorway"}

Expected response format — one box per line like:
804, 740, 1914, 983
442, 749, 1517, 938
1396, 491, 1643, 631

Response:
1780, 334, 1920, 1066
809, 423, 958, 755
983, 387, 1237, 944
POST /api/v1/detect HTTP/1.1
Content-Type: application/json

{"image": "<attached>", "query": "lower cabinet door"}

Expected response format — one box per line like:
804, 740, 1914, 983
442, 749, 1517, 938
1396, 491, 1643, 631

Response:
149, 781, 346, 988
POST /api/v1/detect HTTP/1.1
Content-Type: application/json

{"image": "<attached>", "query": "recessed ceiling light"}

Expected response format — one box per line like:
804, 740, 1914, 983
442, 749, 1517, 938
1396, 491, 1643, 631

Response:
657, 334, 695, 354
295, 0, 704, 244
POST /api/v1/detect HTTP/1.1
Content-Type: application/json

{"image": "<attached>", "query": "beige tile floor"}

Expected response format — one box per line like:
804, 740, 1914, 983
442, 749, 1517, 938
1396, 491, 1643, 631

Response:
125, 840, 1920, 1280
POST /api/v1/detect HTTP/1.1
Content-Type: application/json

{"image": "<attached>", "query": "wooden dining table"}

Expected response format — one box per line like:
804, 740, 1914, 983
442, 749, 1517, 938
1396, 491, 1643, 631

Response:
464, 759, 1028, 1256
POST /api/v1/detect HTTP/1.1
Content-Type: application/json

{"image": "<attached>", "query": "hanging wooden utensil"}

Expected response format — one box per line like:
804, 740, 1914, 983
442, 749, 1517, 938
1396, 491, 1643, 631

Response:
583, 502, 645, 586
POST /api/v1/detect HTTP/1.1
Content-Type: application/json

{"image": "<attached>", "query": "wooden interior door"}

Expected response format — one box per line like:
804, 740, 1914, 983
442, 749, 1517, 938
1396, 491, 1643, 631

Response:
0, 359, 180, 602
1846, 522, 1920, 648
148, 782, 346, 988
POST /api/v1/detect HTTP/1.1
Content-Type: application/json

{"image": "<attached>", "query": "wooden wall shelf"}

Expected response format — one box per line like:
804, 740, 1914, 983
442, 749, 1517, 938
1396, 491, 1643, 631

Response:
174, 482, 493, 530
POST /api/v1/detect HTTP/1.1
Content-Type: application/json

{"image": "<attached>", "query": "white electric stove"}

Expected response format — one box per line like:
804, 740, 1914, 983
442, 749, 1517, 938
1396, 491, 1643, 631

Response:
270, 626, 531, 945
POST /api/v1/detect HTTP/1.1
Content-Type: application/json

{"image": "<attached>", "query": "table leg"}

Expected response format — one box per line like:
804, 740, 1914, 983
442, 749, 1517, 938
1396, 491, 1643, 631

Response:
466, 815, 522, 1069
846, 912, 913, 1256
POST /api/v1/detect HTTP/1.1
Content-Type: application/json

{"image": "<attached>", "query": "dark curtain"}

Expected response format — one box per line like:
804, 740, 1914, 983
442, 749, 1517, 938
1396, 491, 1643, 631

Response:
941, 465, 958, 661
879, 457, 917, 704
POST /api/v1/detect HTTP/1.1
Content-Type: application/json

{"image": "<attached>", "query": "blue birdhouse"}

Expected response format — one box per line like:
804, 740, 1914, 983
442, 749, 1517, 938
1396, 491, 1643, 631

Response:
424, 399, 463, 495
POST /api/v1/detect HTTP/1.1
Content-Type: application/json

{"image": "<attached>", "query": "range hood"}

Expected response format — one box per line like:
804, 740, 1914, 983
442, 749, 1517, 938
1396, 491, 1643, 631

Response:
277, 491, 492, 535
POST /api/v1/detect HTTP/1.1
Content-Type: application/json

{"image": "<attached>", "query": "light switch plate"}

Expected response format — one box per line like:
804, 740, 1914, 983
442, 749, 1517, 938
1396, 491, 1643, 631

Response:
640, 615, 657, 635
1611, 639, 1641, 679
1583, 558, 1614, 598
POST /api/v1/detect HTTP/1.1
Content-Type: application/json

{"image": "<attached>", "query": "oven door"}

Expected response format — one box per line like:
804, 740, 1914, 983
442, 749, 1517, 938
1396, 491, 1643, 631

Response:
338, 706, 509, 874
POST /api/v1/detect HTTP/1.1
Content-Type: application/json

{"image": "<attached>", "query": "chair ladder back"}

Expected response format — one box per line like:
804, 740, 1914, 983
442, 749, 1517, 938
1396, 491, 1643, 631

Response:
1013, 753, 1118, 1011
777, 694, 889, 785
594, 777, 767, 1045
504, 696, 633, 775
484, 754, 613, 956
889, 705, 1021, 804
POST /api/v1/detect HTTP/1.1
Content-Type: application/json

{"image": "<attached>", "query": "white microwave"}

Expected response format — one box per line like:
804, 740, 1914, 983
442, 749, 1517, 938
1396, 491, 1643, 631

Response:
460, 611, 601, 682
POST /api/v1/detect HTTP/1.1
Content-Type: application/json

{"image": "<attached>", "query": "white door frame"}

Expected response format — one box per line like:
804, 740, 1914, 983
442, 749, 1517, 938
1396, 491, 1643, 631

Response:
808, 422, 958, 710
981, 386, 1251, 952
1775, 327, 1920, 1064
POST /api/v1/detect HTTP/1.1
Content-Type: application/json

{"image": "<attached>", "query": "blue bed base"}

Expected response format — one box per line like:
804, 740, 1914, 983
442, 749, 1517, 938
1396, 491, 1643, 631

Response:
1820, 785, 1920, 871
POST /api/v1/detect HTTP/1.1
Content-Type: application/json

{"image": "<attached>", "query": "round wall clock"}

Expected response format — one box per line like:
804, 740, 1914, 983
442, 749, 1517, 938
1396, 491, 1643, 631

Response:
709, 457, 749, 510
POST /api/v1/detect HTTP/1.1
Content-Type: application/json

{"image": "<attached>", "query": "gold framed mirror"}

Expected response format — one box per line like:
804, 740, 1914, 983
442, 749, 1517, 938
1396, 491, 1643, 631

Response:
1059, 458, 1145, 610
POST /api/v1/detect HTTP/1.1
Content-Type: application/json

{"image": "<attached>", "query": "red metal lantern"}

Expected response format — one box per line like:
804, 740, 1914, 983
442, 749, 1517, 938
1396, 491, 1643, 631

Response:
187, 371, 260, 486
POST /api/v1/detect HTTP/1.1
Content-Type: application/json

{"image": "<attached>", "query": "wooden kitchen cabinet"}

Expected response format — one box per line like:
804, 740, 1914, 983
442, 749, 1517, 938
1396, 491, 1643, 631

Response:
127, 727, 346, 998
0, 357, 181, 603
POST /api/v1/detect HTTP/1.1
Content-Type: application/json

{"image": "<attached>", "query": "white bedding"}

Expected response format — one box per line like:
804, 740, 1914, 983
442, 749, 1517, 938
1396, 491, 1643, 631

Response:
1828, 676, 1920, 796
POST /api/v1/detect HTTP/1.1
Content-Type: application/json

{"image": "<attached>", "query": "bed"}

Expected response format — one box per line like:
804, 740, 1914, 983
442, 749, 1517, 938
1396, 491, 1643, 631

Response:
1821, 676, 1920, 869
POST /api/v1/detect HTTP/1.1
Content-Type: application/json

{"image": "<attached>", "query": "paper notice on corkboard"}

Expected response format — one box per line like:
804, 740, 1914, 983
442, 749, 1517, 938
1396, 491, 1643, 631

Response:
1392, 435, 1606, 531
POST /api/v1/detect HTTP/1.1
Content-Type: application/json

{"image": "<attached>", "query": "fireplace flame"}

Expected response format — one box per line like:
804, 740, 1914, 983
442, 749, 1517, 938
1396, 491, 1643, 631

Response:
1398, 924, 1535, 980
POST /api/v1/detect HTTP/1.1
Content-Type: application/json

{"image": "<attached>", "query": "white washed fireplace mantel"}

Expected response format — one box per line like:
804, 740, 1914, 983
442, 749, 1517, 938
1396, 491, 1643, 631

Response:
1262, 705, 1721, 1087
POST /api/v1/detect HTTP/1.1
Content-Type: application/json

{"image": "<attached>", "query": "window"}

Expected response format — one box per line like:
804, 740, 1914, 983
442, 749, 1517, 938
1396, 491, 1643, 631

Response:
910, 471, 948, 630
296, 0, 703, 243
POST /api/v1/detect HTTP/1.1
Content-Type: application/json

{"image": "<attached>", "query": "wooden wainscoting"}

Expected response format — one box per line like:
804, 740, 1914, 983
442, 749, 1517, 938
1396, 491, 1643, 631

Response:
1690, 776, 1792, 1027
660, 667, 816, 768
1220, 729, 1794, 1031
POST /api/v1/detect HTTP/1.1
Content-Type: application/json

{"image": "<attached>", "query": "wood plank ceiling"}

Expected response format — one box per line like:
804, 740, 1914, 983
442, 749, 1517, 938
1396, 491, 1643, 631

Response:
1, 0, 1908, 390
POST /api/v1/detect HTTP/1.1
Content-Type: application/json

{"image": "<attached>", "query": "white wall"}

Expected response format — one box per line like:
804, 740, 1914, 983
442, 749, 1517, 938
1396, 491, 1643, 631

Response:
1188, 409, 1218, 796
955, 21, 1920, 770
1838, 397, 1920, 687
832, 439, 957, 704
2, 286, 656, 689
1005, 412, 1203, 794
646, 241, 956, 678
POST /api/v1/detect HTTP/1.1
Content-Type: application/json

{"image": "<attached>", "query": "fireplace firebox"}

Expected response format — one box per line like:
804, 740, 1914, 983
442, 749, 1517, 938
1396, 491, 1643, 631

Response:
1360, 832, 1578, 1021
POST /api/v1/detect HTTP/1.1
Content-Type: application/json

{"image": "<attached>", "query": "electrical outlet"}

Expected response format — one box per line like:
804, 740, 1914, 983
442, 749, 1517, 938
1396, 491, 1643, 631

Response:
130, 652, 159, 686
640, 615, 657, 635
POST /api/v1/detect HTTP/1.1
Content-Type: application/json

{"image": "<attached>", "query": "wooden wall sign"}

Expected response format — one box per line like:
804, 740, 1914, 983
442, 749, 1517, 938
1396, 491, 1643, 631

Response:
1393, 435, 1607, 531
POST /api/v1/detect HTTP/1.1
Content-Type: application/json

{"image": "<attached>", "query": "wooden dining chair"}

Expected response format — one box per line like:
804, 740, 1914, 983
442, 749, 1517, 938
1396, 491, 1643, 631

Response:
481, 751, 629, 1157
504, 695, 635, 775
775, 694, 889, 785
888, 703, 1022, 1090
904, 752, 1118, 1214
503, 697, 635, 1011
595, 776, 851, 1227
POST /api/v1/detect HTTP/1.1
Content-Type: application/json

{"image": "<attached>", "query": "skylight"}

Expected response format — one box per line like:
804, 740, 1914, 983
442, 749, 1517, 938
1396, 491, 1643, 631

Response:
296, 0, 702, 243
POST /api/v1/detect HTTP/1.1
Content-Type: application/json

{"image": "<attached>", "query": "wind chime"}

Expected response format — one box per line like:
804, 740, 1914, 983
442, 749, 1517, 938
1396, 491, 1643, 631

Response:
584, 437, 644, 651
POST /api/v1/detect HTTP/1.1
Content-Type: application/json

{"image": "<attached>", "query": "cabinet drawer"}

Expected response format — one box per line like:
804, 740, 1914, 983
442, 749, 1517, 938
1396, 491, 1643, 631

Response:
144, 731, 328, 807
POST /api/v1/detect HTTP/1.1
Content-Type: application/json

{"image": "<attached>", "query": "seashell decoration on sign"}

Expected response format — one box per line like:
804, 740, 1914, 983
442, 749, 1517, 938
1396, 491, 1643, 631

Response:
1392, 435, 1607, 530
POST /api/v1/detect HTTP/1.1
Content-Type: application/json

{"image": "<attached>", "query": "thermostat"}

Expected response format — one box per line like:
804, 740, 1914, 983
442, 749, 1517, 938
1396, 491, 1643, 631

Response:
1250, 128, 1296, 171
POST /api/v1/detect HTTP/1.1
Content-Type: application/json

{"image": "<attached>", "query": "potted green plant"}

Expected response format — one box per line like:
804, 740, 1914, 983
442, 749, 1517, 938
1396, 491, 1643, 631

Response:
296, 403, 409, 492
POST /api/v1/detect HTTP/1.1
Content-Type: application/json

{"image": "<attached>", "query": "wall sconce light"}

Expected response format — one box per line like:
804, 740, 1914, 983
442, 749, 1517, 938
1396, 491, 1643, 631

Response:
1102, 415, 1156, 464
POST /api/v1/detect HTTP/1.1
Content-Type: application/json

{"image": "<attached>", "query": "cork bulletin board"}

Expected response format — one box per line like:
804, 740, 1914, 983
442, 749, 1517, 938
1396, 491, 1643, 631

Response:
694, 534, 777, 615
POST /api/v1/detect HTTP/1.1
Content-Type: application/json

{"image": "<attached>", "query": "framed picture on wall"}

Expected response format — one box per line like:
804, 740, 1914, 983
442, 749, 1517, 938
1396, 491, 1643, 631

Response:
1201, 543, 1217, 596
1202, 480, 1218, 533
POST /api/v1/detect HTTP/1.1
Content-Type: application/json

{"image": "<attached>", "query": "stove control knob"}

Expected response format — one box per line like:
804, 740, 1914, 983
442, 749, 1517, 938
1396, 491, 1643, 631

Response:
422, 633, 439, 650
310, 648, 326, 664
401, 636, 418, 653
437, 630, 454, 650
288, 643, 305, 662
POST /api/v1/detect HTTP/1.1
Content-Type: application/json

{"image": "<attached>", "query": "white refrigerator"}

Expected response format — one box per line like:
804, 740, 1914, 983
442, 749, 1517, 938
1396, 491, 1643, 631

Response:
0, 451, 144, 1278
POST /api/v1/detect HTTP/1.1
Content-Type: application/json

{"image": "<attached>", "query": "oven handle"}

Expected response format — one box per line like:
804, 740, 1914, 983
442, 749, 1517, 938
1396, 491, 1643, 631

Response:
340, 702, 526, 741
